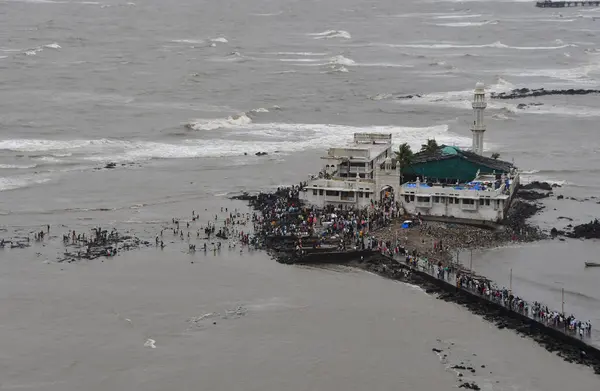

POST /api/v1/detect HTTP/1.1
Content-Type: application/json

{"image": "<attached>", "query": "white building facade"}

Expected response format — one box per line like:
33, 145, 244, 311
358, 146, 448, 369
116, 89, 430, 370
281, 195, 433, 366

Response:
398, 82, 520, 223
300, 133, 401, 208
399, 173, 520, 223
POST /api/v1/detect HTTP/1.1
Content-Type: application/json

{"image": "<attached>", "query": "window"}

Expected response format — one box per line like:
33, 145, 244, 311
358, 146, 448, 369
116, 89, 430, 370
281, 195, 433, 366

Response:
326, 190, 339, 197
462, 199, 475, 205
312, 189, 317, 196
410, 195, 415, 201
485, 199, 490, 206
319, 189, 324, 196
433, 196, 440, 203
417, 196, 430, 203
359, 192, 363, 198
449, 198, 454, 204
405, 195, 410, 203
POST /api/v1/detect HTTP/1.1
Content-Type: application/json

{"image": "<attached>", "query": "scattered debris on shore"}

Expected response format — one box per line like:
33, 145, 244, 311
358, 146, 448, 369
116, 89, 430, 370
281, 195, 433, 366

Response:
59, 228, 151, 263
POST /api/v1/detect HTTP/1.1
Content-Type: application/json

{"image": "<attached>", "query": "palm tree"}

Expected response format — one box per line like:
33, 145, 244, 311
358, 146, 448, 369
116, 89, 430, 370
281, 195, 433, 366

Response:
421, 138, 439, 154
491, 152, 500, 159
395, 142, 413, 184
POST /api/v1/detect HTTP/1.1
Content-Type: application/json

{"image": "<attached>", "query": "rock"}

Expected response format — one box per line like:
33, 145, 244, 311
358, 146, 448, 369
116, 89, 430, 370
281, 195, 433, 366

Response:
557, 195, 564, 200
432, 348, 443, 353
105, 162, 117, 169
557, 216, 572, 221
255, 152, 268, 156
491, 88, 600, 100
566, 219, 600, 239
459, 382, 481, 390
517, 190, 550, 201
520, 181, 553, 191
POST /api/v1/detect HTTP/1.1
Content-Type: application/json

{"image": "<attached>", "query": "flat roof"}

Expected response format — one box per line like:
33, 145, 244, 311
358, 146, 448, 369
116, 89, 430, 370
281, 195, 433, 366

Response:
326, 143, 390, 160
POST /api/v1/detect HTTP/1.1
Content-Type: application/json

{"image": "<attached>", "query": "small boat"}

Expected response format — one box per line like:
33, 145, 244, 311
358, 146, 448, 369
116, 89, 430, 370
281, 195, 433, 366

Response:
584, 262, 600, 267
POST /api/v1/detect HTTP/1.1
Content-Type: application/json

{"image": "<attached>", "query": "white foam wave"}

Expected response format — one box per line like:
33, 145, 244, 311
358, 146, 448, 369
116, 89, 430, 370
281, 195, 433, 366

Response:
435, 20, 497, 27
0, 56, 7, 60
0, 175, 51, 192
309, 30, 351, 40
211, 37, 228, 43
144, 338, 156, 349
273, 52, 327, 56
279, 58, 322, 62
0, 139, 102, 152
0, 123, 470, 163
249, 108, 269, 114
172, 39, 205, 44
497, 63, 600, 84
250, 11, 283, 16
328, 55, 355, 66
377, 41, 574, 50
186, 113, 252, 131
433, 14, 483, 19
0, 164, 37, 169
325, 65, 349, 73
44, 43, 61, 49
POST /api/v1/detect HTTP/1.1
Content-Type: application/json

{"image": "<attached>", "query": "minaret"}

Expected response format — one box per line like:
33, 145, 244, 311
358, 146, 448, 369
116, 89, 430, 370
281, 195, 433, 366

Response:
471, 82, 487, 155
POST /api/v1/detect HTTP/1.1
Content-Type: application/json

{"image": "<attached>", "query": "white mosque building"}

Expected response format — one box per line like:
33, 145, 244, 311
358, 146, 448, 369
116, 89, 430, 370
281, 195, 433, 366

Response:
299, 83, 520, 223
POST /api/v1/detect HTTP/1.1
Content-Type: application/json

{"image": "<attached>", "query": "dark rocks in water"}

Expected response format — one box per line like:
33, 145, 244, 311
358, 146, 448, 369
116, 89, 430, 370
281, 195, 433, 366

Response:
396, 94, 422, 99
105, 162, 117, 169
557, 195, 564, 200
491, 88, 600, 100
255, 152, 268, 156
520, 181, 554, 191
566, 219, 600, 239
459, 382, 481, 390
505, 200, 543, 230
229, 192, 257, 201
517, 190, 550, 201
432, 348, 443, 353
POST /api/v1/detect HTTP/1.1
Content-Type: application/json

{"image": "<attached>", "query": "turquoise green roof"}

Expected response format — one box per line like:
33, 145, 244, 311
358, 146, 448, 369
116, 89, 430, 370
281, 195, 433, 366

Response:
441, 146, 460, 155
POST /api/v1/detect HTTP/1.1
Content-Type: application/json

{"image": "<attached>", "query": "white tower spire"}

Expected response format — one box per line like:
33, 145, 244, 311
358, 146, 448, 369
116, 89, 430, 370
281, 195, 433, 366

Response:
471, 82, 487, 155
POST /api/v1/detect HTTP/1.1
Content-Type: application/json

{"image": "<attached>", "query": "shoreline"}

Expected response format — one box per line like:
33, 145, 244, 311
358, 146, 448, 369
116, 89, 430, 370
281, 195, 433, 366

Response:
236, 185, 600, 377
296, 252, 600, 377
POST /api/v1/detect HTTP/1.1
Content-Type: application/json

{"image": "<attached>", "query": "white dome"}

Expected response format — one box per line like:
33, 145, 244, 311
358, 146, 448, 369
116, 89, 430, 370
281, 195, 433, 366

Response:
475, 81, 485, 89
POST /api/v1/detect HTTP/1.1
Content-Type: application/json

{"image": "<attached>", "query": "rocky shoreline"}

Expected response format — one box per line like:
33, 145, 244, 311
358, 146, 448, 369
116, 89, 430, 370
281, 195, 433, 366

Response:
490, 88, 600, 100
229, 182, 600, 379
339, 253, 600, 377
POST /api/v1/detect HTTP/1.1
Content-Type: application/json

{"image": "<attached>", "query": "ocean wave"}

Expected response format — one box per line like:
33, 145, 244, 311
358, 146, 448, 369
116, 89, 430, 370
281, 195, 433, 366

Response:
434, 20, 498, 27
290, 55, 411, 69
396, 77, 515, 109
328, 55, 355, 66
308, 30, 351, 40
44, 43, 61, 49
496, 63, 600, 84
0, 139, 102, 152
433, 14, 483, 19
272, 52, 327, 56
0, 174, 51, 192
171, 39, 205, 44
0, 123, 472, 163
0, 164, 37, 169
211, 37, 228, 43
186, 113, 253, 131
375, 40, 574, 50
